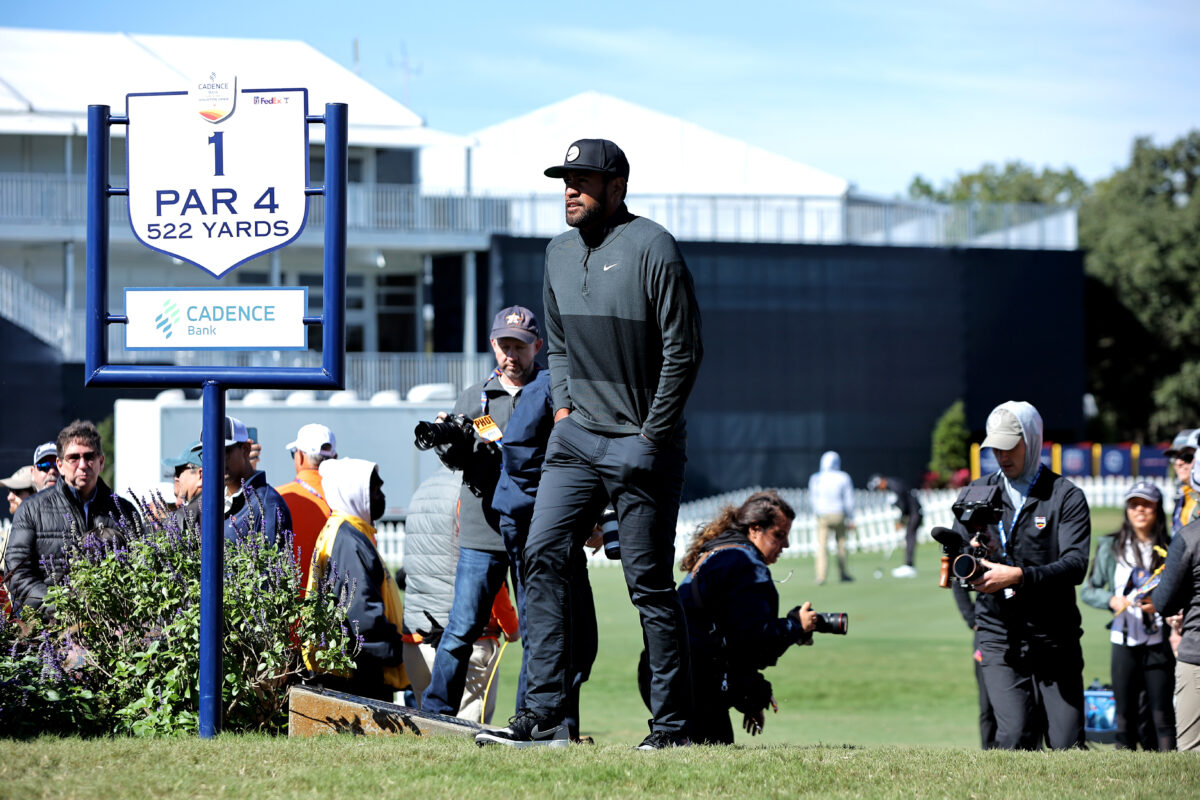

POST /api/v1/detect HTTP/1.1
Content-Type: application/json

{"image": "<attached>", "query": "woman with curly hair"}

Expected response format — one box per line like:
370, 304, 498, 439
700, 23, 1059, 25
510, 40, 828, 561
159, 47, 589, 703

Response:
674, 489, 817, 743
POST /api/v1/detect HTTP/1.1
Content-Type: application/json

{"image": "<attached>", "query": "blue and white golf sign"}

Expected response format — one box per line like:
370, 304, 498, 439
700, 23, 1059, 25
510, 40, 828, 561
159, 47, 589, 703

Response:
124, 287, 307, 350
126, 77, 308, 278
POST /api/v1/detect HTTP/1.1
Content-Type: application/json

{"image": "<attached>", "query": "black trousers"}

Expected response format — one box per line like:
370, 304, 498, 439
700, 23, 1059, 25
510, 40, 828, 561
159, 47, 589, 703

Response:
522, 417, 692, 734
974, 632, 997, 749
979, 639, 1085, 750
1111, 639, 1176, 750
902, 512, 923, 567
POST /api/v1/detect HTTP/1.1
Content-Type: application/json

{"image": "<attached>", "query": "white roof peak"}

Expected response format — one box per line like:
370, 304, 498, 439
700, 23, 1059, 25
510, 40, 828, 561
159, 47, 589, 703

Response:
454, 91, 849, 197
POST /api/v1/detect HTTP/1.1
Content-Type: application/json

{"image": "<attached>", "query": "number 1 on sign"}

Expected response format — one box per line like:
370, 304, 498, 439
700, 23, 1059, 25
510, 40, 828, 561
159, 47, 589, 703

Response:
208, 131, 225, 177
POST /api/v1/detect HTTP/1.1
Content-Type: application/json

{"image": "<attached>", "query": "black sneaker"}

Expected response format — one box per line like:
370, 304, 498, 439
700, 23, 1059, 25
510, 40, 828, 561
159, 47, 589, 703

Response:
635, 730, 690, 750
475, 710, 568, 748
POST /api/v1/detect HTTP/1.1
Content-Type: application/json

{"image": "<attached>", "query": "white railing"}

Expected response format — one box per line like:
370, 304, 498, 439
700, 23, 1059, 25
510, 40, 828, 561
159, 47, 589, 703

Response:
0, 264, 74, 353
0, 172, 1076, 250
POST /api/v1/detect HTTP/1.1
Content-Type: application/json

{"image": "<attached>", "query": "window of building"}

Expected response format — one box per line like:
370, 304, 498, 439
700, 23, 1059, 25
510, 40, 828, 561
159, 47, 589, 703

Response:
377, 274, 418, 352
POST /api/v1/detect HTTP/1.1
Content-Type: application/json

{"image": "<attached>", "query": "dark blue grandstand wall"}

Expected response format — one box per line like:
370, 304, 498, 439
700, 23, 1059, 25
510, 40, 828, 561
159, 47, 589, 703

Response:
488, 236, 1086, 498
0, 319, 159, 488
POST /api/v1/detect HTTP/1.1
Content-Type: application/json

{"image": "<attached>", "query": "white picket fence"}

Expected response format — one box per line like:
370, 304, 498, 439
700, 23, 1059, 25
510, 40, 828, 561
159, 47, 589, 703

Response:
0, 474, 1177, 572
373, 474, 1172, 569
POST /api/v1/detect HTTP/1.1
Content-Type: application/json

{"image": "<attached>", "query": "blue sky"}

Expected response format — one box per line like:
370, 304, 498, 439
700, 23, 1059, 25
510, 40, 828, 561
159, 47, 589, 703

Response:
6, 0, 1198, 196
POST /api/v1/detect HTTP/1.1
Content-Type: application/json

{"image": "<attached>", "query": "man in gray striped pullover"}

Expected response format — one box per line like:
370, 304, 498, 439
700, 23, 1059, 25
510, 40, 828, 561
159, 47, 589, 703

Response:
477, 139, 703, 750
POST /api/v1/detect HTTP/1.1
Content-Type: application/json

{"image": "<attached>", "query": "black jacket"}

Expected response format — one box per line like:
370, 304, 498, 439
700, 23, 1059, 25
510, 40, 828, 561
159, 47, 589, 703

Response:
325, 519, 403, 690
678, 532, 808, 710
4, 478, 137, 611
1150, 519, 1200, 666
953, 469, 1091, 652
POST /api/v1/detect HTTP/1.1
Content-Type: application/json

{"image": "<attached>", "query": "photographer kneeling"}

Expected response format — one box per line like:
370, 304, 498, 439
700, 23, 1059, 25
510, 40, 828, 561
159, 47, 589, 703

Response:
671, 490, 826, 744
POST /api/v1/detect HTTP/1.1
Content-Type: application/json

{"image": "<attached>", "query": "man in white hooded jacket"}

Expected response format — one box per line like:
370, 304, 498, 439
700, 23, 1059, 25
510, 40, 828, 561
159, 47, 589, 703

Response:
954, 400, 1090, 749
808, 451, 855, 584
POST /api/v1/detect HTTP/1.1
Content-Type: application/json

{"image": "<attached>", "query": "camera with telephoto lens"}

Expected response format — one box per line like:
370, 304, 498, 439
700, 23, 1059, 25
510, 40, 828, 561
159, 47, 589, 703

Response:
931, 484, 1004, 589
598, 508, 620, 560
813, 611, 849, 635
413, 413, 476, 451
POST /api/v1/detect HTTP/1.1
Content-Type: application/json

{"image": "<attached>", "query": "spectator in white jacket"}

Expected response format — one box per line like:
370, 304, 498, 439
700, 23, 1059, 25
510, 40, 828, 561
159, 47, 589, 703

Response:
808, 451, 855, 584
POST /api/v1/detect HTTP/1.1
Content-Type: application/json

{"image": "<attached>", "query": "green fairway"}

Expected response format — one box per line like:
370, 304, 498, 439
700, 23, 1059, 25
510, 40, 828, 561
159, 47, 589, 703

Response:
485, 505, 1134, 747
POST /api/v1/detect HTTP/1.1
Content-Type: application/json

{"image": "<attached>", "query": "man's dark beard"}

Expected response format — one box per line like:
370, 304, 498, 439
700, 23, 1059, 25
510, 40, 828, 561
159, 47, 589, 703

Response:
567, 198, 609, 231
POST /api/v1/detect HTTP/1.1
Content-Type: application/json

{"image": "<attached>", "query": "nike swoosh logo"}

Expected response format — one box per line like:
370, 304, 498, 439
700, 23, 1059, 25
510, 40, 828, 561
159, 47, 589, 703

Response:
603, 263, 619, 271
531, 724, 561, 739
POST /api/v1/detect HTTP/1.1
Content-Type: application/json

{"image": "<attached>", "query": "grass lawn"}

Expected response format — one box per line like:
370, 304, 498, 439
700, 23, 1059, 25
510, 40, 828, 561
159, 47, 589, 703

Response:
6, 505, 1195, 800
3, 734, 1197, 799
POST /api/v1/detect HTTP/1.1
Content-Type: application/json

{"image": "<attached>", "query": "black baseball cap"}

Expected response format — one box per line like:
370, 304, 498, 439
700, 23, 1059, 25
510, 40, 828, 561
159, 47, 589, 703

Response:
544, 139, 630, 180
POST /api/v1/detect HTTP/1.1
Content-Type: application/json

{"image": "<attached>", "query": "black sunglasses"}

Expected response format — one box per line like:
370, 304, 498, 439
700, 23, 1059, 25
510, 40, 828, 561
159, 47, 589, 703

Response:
1176, 452, 1194, 464
34, 460, 57, 471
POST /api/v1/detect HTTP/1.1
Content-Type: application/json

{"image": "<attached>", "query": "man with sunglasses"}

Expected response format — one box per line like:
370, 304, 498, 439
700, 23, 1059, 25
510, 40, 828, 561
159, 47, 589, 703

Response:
31, 441, 59, 491
4, 420, 136, 613
1165, 429, 1199, 536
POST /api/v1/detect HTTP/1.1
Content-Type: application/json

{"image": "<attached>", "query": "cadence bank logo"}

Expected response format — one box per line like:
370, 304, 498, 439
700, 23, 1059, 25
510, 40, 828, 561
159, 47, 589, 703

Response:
196, 72, 237, 123
155, 299, 182, 340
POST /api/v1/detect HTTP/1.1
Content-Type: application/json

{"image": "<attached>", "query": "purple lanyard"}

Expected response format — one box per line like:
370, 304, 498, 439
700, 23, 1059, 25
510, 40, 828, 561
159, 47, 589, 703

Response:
294, 477, 322, 500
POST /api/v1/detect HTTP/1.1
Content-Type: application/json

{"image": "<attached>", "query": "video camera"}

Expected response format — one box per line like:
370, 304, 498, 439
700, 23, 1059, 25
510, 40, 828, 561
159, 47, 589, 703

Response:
413, 414, 498, 497
413, 413, 476, 451
931, 484, 1004, 589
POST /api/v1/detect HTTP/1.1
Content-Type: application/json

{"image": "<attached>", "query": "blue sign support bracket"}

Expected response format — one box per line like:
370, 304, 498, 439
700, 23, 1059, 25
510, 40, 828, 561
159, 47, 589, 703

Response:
85, 102, 348, 738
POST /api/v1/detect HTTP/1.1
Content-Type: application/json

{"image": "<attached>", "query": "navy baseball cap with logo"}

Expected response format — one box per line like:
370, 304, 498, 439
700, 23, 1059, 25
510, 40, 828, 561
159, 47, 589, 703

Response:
544, 139, 630, 180
1125, 481, 1162, 504
490, 305, 540, 344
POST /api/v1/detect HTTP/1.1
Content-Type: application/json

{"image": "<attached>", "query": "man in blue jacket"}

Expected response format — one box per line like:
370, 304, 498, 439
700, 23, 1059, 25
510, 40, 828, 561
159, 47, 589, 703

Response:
211, 415, 292, 548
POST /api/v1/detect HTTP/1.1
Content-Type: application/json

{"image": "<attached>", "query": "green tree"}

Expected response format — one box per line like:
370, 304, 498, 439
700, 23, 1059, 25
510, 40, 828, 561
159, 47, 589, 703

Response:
1079, 131, 1200, 440
928, 400, 969, 482
908, 161, 1089, 206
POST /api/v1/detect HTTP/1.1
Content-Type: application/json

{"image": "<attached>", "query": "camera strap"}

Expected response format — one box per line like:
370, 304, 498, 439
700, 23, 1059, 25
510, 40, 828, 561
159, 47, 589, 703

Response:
479, 367, 503, 415
472, 368, 507, 444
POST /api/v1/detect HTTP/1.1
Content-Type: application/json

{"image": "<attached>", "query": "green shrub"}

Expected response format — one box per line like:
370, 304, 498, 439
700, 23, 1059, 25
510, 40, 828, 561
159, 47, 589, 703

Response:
928, 400, 969, 487
0, 494, 358, 737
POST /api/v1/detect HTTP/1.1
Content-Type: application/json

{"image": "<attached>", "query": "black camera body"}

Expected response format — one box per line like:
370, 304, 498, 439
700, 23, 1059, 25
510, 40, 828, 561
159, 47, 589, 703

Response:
413, 413, 476, 451
932, 484, 1004, 589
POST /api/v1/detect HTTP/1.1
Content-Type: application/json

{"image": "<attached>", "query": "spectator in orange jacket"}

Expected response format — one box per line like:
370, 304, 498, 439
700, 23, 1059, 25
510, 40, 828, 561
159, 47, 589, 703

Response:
277, 424, 336, 589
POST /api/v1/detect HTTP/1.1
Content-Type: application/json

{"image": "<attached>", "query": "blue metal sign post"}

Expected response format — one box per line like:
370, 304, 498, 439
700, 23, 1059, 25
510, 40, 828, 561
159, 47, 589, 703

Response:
85, 100, 348, 738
